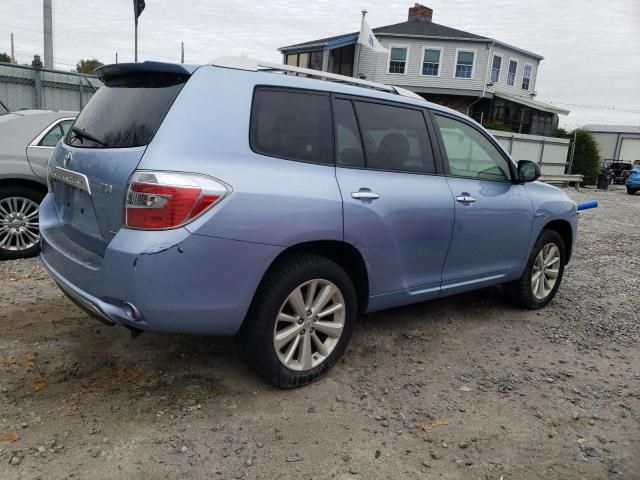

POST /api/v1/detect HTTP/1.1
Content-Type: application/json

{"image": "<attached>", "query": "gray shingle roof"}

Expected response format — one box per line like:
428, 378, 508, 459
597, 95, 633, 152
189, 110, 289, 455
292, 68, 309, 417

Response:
279, 20, 489, 51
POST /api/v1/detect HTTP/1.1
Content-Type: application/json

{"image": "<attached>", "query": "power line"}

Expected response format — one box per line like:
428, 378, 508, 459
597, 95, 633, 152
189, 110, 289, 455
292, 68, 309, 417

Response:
539, 99, 640, 114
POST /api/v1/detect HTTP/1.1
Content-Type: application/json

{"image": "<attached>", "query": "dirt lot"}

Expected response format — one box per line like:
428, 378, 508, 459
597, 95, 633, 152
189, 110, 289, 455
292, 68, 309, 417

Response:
1, 186, 639, 480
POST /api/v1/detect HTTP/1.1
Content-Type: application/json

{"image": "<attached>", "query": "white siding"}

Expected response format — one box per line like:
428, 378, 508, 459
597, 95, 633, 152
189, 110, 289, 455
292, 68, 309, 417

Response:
355, 37, 541, 97
620, 137, 640, 161
591, 132, 619, 160
486, 45, 540, 97
357, 37, 491, 91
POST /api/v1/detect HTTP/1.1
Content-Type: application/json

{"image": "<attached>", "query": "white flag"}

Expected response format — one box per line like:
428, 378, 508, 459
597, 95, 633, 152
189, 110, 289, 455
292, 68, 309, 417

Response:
357, 20, 388, 54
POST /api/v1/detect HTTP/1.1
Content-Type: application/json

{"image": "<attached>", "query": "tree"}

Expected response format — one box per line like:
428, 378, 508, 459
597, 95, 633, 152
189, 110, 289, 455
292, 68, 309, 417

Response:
555, 127, 571, 139
75, 59, 104, 74
0, 52, 13, 63
570, 129, 600, 185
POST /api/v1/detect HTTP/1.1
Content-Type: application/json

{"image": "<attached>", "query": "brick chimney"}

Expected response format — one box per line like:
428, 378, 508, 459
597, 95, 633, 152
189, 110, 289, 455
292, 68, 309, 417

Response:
408, 3, 433, 22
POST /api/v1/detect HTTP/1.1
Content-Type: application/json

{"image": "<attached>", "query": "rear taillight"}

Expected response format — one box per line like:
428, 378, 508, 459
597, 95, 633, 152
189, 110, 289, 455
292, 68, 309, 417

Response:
125, 171, 230, 230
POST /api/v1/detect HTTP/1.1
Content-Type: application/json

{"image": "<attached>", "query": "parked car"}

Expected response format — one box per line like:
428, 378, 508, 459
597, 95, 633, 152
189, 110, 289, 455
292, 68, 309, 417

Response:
39, 59, 577, 388
0, 110, 76, 260
605, 162, 633, 184
626, 165, 640, 195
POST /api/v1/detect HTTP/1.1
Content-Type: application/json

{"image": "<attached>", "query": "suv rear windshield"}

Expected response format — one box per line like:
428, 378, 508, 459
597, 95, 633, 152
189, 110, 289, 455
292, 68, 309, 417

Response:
66, 72, 188, 149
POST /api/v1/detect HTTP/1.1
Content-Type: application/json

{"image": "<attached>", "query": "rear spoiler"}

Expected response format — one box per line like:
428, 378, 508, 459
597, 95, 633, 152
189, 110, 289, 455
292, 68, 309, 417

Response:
94, 62, 197, 82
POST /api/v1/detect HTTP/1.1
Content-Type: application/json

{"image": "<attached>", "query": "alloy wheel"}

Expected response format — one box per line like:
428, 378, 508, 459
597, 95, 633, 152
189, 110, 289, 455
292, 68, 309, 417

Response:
531, 243, 561, 300
273, 279, 345, 372
0, 197, 40, 252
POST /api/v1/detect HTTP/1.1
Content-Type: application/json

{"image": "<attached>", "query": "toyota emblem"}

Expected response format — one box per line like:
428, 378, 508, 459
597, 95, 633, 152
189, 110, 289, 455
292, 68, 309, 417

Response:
63, 152, 72, 168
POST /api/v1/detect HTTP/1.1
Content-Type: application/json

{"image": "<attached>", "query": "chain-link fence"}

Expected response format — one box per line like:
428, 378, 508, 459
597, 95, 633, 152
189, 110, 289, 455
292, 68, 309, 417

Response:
0, 62, 102, 113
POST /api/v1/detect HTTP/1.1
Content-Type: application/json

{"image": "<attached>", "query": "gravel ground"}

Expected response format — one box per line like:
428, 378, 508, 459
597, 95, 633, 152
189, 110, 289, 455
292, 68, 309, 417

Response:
1, 186, 638, 480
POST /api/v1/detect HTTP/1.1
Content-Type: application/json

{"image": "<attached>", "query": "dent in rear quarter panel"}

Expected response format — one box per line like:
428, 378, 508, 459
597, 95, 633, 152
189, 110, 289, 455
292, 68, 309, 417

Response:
524, 181, 578, 264
107, 230, 283, 334
138, 66, 343, 247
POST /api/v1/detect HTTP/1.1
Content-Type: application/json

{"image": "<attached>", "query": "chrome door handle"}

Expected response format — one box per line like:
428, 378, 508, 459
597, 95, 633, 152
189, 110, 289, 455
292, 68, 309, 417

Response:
352, 191, 380, 200
456, 195, 476, 203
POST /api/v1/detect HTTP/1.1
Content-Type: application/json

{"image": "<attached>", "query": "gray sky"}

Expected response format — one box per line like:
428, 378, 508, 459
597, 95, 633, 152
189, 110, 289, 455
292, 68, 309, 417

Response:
2, 0, 639, 128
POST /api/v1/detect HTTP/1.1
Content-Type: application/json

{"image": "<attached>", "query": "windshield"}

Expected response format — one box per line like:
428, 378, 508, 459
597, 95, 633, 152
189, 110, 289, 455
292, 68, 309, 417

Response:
66, 72, 188, 149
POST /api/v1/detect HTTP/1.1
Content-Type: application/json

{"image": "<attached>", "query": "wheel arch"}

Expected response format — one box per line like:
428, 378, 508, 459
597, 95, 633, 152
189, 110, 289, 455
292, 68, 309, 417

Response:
0, 177, 48, 196
543, 219, 573, 264
259, 240, 370, 313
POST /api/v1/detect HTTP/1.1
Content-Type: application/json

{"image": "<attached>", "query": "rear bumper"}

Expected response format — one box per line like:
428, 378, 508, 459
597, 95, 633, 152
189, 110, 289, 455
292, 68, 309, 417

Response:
39, 195, 282, 335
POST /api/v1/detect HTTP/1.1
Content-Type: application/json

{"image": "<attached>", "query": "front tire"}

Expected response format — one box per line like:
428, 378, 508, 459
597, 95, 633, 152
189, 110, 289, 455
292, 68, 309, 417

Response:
505, 229, 566, 309
238, 254, 357, 388
0, 186, 45, 261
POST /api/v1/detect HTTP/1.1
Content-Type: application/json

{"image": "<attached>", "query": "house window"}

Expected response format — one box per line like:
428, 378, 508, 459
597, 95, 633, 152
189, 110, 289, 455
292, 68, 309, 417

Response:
522, 64, 532, 90
422, 48, 441, 76
388, 47, 408, 74
490, 55, 501, 83
285, 51, 323, 70
455, 50, 474, 78
507, 60, 518, 86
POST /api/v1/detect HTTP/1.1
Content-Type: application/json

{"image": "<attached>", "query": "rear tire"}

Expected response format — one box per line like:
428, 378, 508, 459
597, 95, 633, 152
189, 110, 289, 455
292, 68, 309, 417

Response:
0, 186, 45, 261
627, 187, 637, 195
505, 229, 566, 309
238, 254, 357, 388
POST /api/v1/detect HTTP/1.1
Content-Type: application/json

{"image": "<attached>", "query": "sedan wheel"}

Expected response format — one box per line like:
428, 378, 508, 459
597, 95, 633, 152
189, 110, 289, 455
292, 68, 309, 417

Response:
0, 195, 41, 255
273, 279, 345, 372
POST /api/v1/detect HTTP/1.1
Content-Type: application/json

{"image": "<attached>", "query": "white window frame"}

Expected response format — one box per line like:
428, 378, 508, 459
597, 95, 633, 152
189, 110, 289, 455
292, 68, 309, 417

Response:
506, 58, 518, 87
490, 54, 502, 83
420, 46, 442, 77
387, 44, 410, 75
521, 63, 533, 90
453, 48, 477, 79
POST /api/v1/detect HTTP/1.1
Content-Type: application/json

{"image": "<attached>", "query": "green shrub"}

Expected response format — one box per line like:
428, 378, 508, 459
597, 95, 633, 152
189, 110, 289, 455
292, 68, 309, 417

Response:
570, 129, 600, 185
484, 121, 512, 132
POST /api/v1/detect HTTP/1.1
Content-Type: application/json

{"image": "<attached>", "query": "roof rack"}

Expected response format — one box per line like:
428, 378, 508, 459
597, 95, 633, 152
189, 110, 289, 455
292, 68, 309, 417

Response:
210, 57, 424, 102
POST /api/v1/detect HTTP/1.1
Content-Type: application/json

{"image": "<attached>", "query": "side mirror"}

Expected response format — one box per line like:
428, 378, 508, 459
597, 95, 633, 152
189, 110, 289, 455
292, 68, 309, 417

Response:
517, 160, 541, 183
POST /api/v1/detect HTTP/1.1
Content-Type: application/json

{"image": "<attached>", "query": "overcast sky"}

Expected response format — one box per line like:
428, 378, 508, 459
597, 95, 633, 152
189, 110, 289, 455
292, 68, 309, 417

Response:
2, 0, 639, 128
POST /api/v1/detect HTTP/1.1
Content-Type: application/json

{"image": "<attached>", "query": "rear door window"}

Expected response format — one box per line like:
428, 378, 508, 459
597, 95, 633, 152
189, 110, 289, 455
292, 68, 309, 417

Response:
250, 88, 333, 165
353, 101, 435, 173
66, 72, 188, 149
39, 119, 74, 147
39, 123, 65, 147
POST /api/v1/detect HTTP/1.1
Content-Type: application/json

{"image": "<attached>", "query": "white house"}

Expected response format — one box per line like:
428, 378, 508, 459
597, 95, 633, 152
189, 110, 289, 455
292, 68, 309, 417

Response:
279, 3, 569, 136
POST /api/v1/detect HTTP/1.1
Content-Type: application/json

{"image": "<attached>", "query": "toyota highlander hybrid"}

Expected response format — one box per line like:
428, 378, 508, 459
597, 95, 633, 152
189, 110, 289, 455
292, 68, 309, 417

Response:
39, 58, 577, 388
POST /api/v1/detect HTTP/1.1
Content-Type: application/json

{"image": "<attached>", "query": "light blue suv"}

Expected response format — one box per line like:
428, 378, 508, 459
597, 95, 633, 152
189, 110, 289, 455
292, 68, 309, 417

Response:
40, 58, 577, 387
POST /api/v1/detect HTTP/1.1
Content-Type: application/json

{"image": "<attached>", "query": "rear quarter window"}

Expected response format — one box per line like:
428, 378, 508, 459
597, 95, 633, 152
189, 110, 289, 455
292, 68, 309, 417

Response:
250, 88, 333, 165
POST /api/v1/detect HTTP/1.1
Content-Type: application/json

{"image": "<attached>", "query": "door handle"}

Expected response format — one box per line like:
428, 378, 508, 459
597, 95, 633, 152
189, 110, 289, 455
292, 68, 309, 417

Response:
352, 191, 380, 200
456, 195, 476, 203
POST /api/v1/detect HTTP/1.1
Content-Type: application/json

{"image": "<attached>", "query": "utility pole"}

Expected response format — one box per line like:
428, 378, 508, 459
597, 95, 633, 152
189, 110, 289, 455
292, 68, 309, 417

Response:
181, 42, 184, 63
115, 52, 118, 64
10, 33, 15, 63
134, 22, 138, 62
43, 0, 54, 69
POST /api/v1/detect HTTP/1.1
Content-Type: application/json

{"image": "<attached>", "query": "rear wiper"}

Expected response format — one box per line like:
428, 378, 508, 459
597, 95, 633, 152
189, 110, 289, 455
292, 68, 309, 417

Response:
71, 126, 107, 147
